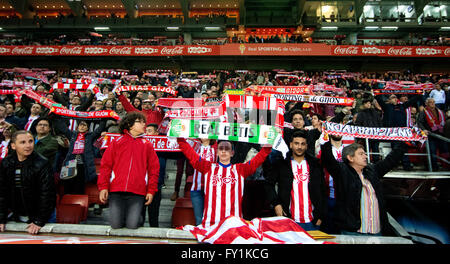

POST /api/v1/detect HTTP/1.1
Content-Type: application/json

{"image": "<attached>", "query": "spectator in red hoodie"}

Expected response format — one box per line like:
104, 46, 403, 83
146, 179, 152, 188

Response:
98, 112, 160, 229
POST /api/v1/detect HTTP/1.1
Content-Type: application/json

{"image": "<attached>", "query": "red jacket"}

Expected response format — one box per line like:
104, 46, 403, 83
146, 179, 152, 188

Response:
118, 94, 163, 125
97, 131, 160, 196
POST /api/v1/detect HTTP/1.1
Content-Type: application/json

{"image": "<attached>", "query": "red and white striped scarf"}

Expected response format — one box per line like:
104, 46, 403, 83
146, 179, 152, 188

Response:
24, 115, 39, 131
405, 107, 413, 127
72, 132, 86, 154
424, 107, 445, 133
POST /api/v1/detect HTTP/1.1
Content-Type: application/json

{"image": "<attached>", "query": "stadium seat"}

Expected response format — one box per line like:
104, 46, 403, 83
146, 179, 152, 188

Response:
59, 194, 89, 221
171, 197, 196, 227
84, 182, 101, 206
56, 204, 83, 224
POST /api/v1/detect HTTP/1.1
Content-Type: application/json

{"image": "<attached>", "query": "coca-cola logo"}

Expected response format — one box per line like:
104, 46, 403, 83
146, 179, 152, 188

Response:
84, 47, 108, 55
387, 47, 413, 56
160, 46, 184, 56
35, 47, 59, 54
60, 46, 83, 55
12, 47, 34, 55
362, 47, 385, 54
445, 48, 450, 56
416, 48, 441, 56
109, 47, 132, 55
134, 47, 159, 55
187, 46, 212, 54
0, 47, 11, 54
334, 46, 359, 55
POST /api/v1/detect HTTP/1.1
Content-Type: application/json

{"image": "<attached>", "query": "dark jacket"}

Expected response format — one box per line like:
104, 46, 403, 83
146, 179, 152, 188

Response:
54, 117, 106, 182
355, 108, 382, 127
0, 151, 56, 227
375, 95, 421, 127
34, 134, 59, 170
264, 152, 327, 226
320, 141, 406, 234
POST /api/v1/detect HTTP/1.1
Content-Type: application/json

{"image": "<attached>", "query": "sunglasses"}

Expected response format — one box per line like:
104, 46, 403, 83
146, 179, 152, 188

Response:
218, 145, 232, 152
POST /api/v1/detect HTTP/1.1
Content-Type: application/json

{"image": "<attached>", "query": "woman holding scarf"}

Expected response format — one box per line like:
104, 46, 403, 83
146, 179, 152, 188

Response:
53, 116, 106, 194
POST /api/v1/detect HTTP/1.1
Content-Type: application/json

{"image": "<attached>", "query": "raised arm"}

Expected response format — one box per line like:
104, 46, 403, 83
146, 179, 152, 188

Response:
320, 140, 343, 181
373, 141, 406, 178
237, 146, 272, 178
77, 93, 95, 112
117, 93, 137, 113
177, 137, 212, 174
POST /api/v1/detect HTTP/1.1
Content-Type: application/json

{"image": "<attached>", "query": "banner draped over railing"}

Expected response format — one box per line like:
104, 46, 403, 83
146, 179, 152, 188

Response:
322, 122, 427, 142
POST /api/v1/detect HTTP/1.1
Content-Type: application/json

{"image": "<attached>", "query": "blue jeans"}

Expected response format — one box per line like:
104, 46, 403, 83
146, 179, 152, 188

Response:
297, 222, 319, 231
158, 156, 167, 188
190, 190, 204, 226
109, 192, 145, 229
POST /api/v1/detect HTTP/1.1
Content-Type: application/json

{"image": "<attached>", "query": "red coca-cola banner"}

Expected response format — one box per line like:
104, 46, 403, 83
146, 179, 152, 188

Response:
0, 45, 220, 56
0, 44, 449, 57
331, 45, 450, 57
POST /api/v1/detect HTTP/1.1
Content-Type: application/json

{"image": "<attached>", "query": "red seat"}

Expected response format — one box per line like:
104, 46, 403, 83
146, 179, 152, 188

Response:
171, 197, 196, 227
59, 194, 89, 221
84, 182, 101, 206
56, 204, 83, 224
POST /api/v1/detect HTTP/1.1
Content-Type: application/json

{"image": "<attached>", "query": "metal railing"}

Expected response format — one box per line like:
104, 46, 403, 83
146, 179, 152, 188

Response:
364, 132, 450, 175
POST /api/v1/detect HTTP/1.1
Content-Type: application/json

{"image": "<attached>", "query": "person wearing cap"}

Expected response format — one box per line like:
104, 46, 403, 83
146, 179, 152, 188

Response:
117, 91, 163, 126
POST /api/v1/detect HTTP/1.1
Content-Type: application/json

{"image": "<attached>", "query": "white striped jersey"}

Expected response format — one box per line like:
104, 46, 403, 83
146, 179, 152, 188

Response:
290, 159, 313, 223
202, 163, 245, 228
191, 145, 216, 191
178, 138, 271, 228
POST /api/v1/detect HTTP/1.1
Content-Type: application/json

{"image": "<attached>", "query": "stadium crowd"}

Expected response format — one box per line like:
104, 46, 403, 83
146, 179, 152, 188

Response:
0, 67, 448, 236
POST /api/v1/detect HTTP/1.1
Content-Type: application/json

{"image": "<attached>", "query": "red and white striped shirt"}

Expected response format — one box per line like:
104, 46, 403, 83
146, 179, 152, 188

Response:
24, 115, 39, 131
191, 145, 216, 191
290, 159, 313, 223
178, 138, 271, 228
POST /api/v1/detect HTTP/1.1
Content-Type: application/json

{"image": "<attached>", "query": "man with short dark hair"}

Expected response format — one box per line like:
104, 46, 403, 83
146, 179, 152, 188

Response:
265, 130, 327, 231
320, 136, 406, 235
34, 117, 59, 170
0, 130, 56, 234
